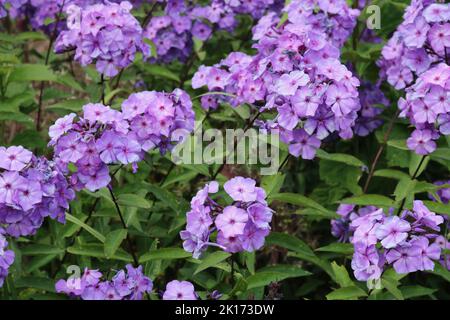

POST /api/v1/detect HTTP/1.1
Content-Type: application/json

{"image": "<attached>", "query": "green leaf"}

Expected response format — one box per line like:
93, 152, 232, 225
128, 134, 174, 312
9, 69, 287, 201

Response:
409, 154, 429, 177
421, 201, 450, 217
15, 277, 55, 293
46, 99, 86, 112
66, 213, 106, 243
57, 74, 85, 92
117, 194, 151, 209
431, 262, 450, 282
142, 182, 182, 213
266, 232, 315, 257
387, 139, 408, 150
430, 148, 450, 162
194, 251, 231, 275
267, 232, 335, 280
400, 286, 436, 299
316, 149, 365, 167
331, 262, 354, 288
139, 248, 191, 263
246, 265, 310, 289
374, 169, 410, 181
9, 64, 57, 82
67, 244, 132, 262
381, 277, 404, 300
21, 244, 64, 256
319, 160, 363, 195
261, 173, 285, 198
268, 193, 337, 218
393, 178, 416, 202
316, 243, 354, 255
340, 194, 395, 208
104, 229, 127, 259
141, 64, 180, 82
326, 286, 367, 300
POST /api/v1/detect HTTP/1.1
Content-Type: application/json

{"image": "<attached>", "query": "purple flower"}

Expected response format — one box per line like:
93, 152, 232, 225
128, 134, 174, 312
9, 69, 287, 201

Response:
240, 223, 269, 252
55, 1, 149, 76
0, 146, 32, 171
386, 245, 422, 274
247, 203, 272, 229
56, 264, 152, 300
163, 280, 197, 300
275, 71, 309, 96
180, 177, 273, 258
351, 243, 382, 281
78, 164, 111, 192
224, 176, 257, 202
288, 129, 321, 160
0, 231, 14, 288
378, 1, 450, 155
215, 206, 249, 238
411, 236, 441, 271
186, 207, 213, 236
406, 129, 437, 155
191, 0, 361, 160
375, 216, 411, 249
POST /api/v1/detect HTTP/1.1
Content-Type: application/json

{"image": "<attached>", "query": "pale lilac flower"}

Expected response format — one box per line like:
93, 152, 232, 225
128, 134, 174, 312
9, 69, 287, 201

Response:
376, 216, 411, 249
215, 206, 249, 238
0, 146, 32, 171
163, 280, 197, 300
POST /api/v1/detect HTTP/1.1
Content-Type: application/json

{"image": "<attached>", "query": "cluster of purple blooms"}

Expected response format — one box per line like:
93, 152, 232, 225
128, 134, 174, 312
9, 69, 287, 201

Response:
0, 146, 75, 238
54, 1, 150, 76
0, 0, 92, 31
55, 264, 153, 300
378, 0, 450, 155
180, 177, 273, 258
1, 0, 64, 30
192, 0, 362, 160
332, 201, 448, 281
50, 89, 194, 192
56, 267, 202, 300
0, 228, 14, 288
144, 0, 282, 64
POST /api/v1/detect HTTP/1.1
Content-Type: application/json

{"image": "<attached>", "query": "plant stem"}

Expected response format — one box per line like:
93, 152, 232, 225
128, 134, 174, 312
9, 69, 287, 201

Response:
363, 109, 401, 193
230, 255, 235, 288
36, 0, 66, 132
397, 155, 426, 214
142, 1, 159, 27
107, 185, 140, 266
278, 154, 291, 172
211, 110, 263, 179
100, 74, 106, 105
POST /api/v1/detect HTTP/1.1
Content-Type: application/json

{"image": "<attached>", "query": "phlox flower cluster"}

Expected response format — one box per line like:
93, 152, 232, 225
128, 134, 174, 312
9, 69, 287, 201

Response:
144, 0, 282, 64
180, 177, 273, 258
378, 0, 450, 155
0, 0, 97, 31
333, 201, 448, 281
192, 0, 361, 160
0, 146, 75, 238
54, 1, 150, 77
0, 228, 14, 288
50, 89, 194, 192
55, 264, 152, 300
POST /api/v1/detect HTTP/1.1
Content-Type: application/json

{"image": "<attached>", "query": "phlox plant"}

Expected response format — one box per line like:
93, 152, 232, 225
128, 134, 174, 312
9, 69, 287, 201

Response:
0, 0, 449, 302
